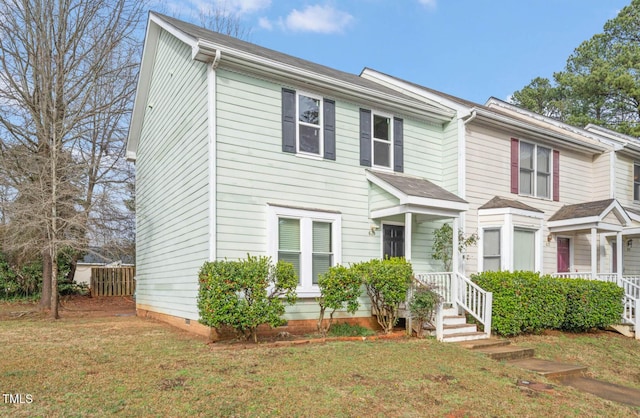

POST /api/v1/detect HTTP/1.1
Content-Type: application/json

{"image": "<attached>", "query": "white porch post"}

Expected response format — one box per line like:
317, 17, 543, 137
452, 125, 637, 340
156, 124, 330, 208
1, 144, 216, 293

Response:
452, 217, 459, 275
405, 212, 412, 336
452, 217, 460, 315
591, 227, 597, 279
404, 212, 412, 262
617, 231, 623, 283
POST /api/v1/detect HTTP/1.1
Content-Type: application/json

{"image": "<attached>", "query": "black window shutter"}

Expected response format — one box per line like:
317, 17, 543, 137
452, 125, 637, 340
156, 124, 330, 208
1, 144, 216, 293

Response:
282, 88, 296, 153
323, 98, 336, 160
393, 117, 404, 172
359, 108, 371, 167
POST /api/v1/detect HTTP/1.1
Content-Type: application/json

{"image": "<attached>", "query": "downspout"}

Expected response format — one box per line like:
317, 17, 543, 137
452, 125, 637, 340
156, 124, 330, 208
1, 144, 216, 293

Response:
208, 50, 221, 262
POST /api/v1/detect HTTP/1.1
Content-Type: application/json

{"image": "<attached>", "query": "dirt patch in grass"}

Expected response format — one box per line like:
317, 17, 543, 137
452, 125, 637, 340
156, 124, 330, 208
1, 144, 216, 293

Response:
0, 295, 135, 320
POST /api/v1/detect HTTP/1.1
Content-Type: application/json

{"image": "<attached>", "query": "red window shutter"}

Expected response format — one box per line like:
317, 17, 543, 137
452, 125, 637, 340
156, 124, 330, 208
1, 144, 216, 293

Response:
553, 150, 560, 201
510, 138, 519, 194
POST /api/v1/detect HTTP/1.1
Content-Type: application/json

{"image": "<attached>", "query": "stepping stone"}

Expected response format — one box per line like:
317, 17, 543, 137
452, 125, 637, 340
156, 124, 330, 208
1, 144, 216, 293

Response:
508, 358, 587, 379
556, 376, 640, 407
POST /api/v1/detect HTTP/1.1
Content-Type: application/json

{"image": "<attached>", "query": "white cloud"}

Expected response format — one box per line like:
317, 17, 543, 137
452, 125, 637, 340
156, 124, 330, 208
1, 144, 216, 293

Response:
184, 0, 271, 16
228, 0, 271, 15
283, 5, 353, 34
418, 0, 437, 9
258, 16, 273, 30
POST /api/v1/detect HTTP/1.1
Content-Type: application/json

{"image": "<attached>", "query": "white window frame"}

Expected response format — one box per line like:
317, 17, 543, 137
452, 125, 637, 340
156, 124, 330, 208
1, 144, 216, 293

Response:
371, 111, 394, 170
296, 91, 323, 158
480, 227, 502, 272
519, 141, 552, 199
634, 163, 640, 201
267, 205, 341, 297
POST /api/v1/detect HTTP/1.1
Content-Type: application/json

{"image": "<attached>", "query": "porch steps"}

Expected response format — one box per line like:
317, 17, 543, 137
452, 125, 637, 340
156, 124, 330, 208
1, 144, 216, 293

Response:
607, 324, 635, 338
416, 308, 488, 342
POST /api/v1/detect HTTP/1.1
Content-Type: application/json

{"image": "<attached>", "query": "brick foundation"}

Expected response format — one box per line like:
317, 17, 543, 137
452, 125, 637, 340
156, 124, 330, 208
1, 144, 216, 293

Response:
136, 304, 381, 341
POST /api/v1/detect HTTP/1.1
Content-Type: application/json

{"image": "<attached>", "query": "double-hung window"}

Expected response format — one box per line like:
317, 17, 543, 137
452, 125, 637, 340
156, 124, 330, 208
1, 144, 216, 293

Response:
297, 93, 322, 156
519, 142, 551, 198
282, 88, 336, 160
512, 138, 558, 200
482, 228, 501, 271
359, 109, 404, 172
372, 113, 392, 168
268, 205, 341, 296
634, 163, 640, 201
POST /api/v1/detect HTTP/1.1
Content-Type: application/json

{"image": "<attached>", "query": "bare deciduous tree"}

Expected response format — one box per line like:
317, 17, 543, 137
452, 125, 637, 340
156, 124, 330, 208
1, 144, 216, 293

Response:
0, 0, 144, 318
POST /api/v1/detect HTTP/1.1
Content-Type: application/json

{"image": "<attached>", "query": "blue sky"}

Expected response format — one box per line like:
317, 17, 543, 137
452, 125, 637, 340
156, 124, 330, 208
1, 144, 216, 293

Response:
162, 0, 630, 104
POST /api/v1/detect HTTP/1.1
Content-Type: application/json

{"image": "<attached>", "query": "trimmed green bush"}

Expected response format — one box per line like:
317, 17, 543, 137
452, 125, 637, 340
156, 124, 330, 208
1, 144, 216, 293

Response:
316, 265, 362, 337
560, 279, 624, 331
352, 257, 413, 334
408, 283, 441, 337
198, 255, 298, 342
473, 271, 625, 336
472, 271, 566, 336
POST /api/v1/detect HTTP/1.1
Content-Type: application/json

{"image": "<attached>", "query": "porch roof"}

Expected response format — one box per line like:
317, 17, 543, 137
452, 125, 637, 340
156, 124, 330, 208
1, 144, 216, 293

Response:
548, 199, 631, 233
366, 170, 468, 219
478, 196, 544, 213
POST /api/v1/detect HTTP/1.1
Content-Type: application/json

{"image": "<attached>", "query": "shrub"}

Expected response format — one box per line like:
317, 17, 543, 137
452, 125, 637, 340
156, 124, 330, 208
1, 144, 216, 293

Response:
353, 257, 413, 334
560, 279, 624, 331
198, 255, 297, 342
408, 283, 442, 337
472, 271, 566, 336
316, 265, 362, 337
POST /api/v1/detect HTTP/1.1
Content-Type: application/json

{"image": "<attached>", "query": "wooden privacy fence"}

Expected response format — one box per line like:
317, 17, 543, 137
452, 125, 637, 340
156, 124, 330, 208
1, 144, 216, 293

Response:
90, 267, 136, 296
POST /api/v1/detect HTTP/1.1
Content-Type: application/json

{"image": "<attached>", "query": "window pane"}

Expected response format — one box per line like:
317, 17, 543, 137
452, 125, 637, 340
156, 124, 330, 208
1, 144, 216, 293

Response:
278, 251, 301, 283
373, 115, 390, 141
298, 95, 319, 125
299, 125, 320, 154
312, 222, 331, 252
483, 229, 501, 271
279, 218, 300, 251
484, 257, 501, 272
484, 229, 500, 256
537, 147, 550, 173
373, 140, 391, 167
312, 254, 333, 284
519, 170, 532, 195
520, 142, 533, 169
514, 229, 535, 271
537, 173, 549, 198
635, 164, 640, 200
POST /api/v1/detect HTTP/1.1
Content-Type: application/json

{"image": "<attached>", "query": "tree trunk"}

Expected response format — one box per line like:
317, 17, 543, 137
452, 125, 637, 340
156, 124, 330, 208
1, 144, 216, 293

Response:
39, 249, 52, 311
50, 253, 59, 319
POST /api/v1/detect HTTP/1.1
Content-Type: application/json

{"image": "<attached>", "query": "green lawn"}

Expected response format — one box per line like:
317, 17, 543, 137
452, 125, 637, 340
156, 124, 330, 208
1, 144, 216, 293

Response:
0, 306, 639, 417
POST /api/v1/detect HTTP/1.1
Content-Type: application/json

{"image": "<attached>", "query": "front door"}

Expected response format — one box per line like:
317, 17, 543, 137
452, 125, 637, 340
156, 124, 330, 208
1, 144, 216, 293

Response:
557, 237, 570, 273
383, 224, 405, 258
612, 241, 618, 273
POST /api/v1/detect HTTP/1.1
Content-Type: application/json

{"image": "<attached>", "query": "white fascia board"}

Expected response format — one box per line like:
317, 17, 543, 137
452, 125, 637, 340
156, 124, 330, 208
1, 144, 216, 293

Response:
626, 210, 640, 223
548, 216, 601, 229
469, 107, 608, 154
622, 227, 640, 236
126, 16, 164, 161
370, 204, 462, 220
360, 68, 468, 115
404, 196, 468, 212
487, 99, 621, 149
602, 200, 632, 226
478, 207, 544, 219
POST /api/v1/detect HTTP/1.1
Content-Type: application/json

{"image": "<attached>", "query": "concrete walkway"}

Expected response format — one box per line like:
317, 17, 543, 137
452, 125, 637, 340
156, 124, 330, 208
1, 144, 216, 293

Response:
459, 339, 640, 407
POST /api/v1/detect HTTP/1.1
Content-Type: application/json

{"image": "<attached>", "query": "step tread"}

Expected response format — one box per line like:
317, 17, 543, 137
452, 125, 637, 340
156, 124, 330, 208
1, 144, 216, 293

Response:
508, 358, 587, 378
457, 339, 510, 349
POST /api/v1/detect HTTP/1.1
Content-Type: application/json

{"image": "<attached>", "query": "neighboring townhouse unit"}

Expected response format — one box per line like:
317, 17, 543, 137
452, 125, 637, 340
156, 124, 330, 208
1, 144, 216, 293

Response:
126, 13, 473, 337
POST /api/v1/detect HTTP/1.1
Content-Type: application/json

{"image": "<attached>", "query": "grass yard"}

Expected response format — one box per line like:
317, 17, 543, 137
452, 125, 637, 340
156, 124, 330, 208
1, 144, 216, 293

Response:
0, 300, 639, 417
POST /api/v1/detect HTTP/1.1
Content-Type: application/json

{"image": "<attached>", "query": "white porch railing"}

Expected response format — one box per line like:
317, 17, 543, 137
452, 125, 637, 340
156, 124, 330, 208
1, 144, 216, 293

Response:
551, 272, 618, 282
414, 272, 492, 341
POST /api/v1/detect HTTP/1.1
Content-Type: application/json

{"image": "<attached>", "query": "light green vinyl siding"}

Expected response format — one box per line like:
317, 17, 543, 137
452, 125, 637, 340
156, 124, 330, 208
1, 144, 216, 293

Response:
135, 30, 209, 320
215, 69, 448, 319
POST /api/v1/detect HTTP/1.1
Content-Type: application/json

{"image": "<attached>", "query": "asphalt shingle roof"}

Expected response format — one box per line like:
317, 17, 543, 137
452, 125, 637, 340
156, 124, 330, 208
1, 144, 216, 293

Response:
478, 196, 543, 213
368, 170, 467, 203
548, 199, 616, 221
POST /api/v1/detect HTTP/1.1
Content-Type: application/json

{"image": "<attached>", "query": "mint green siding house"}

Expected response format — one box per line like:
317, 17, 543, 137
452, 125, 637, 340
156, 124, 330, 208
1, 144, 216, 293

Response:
126, 13, 476, 338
